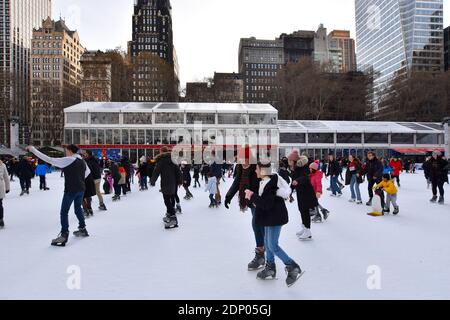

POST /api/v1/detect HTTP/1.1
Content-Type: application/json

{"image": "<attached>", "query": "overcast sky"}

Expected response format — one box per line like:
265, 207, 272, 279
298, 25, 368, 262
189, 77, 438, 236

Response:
53, 0, 450, 88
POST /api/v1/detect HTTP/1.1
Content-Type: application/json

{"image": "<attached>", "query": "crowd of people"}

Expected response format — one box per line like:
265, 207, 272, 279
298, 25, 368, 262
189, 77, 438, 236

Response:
0, 145, 448, 287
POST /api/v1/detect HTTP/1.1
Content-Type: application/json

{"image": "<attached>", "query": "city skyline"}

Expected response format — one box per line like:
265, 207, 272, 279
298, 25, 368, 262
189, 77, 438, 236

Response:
53, 0, 450, 88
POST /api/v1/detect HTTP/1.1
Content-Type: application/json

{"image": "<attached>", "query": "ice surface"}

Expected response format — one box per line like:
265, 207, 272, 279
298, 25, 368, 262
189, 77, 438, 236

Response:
0, 172, 449, 300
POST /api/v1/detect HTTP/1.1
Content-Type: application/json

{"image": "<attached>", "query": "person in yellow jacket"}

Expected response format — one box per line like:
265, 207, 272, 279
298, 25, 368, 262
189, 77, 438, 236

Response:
375, 174, 399, 215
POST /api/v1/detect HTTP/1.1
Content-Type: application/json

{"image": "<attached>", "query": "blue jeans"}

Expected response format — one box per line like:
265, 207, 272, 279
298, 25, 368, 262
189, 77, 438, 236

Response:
350, 174, 362, 201
331, 176, 342, 195
251, 207, 265, 248
60, 192, 86, 233
140, 176, 148, 189
264, 226, 294, 265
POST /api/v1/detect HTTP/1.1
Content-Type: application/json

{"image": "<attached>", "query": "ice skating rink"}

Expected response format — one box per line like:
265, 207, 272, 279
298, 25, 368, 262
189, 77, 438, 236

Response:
0, 172, 449, 300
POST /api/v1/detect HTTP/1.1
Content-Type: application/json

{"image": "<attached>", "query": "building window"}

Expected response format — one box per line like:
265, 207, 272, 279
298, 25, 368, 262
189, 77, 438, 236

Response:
90, 113, 120, 125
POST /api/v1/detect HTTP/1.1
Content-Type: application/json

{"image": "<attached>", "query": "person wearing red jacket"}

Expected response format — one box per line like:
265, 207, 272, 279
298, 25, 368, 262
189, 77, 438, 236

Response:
389, 158, 403, 187
309, 162, 329, 223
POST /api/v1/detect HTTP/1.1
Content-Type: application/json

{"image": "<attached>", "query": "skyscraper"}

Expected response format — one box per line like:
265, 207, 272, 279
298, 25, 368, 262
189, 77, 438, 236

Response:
30, 18, 85, 147
444, 26, 450, 71
0, 0, 52, 147
128, 0, 178, 102
328, 30, 357, 73
355, 0, 444, 108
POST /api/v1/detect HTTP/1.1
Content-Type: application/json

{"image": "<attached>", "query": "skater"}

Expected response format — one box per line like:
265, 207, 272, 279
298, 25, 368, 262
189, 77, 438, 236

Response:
7, 158, 17, 182
205, 172, 218, 208
193, 164, 201, 188
121, 156, 132, 193
326, 154, 343, 197
423, 157, 432, 189
427, 151, 448, 204
150, 146, 182, 229
210, 152, 223, 205
201, 163, 210, 184
103, 169, 113, 194
36, 160, 50, 191
309, 161, 329, 223
225, 145, 265, 271
390, 157, 403, 187
118, 165, 128, 196
364, 151, 385, 208
290, 153, 318, 241
181, 161, 193, 200
375, 174, 399, 215
26, 145, 90, 246
110, 161, 122, 201
81, 169, 96, 218
83, 150, 107, 211
345, 155, 363, 204
17, 157, 34, 196
0, 158, 11, 228
137, 156, 149, 191
244, 162, 303, 287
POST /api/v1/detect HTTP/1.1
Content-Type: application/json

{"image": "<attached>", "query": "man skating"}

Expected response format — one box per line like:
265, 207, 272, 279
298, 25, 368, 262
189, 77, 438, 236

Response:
150, 147, 182, 229
27, 145, 91, 246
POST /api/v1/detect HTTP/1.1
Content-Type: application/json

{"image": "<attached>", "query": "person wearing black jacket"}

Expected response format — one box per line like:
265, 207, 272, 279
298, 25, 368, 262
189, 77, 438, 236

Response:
290, 155, 318, 241
17, 157, 34, 196
427, 151, 448, 204
137, 157, 149, 191
244, 162, 302, 287
121, 156, 132, 193
27, 145, 91, 247
110, 161, 122, 201
150, 147, 182, 229
193, 164, 201, 188
326, 154, 342, 197
364, 151, 384, 208
225, 146, 264, 271
83, 150, 107, 211
181, 161, 193, 200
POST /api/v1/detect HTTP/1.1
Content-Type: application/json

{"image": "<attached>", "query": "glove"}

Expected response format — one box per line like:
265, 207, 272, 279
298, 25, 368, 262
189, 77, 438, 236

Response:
224, 197, 231, 209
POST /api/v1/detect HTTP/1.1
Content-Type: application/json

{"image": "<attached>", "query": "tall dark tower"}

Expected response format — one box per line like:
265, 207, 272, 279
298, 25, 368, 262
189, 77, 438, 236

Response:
130, 0, 173, 64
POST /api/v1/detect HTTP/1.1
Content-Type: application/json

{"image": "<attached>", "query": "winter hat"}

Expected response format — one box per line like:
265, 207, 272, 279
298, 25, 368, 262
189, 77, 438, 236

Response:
297, 156, 309, 168
160, 146, 169, 154
432, 150, 442, 157
258, 162, 272, 176
309, 161, 319, 171
288, 150, 301, 162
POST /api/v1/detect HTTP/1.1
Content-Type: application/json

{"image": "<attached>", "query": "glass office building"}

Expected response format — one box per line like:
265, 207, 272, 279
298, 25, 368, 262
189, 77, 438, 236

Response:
0, 0, 52, 146
355, 0, 444, 108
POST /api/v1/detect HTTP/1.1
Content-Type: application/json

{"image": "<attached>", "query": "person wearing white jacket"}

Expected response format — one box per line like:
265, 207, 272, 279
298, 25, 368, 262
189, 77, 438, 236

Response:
244, 162, 303, 287
0, 158, 11, 228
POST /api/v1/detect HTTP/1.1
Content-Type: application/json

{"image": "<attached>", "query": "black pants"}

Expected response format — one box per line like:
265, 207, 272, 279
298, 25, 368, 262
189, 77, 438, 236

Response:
39, 176, 46, 190
0, 199, 3, 220
174, 190, 180, 204
163, 194, 176, 215
432, 179, 445, 197
113, 183, 121, 196
184, 185, 192, 197
368, 179, 385, 208
194, 178, 201, 187
126, 176, 131, 192
299, 206, 311, 229
20, 177, 31, 191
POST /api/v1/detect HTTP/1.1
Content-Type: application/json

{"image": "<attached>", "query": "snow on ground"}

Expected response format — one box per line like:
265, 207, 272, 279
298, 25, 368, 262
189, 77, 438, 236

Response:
0, 171, 449, 300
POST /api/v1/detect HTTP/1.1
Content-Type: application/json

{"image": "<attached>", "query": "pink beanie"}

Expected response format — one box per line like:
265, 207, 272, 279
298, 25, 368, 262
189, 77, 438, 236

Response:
288, 150, 301, 162
309, 162, 319, 171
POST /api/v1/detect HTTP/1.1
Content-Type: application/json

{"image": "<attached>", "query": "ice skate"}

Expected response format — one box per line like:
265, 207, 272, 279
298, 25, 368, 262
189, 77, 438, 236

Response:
349, 199, 356, 203
176, 204, 182, 214
98, 203, 107, 211
296, 225, 306, 237
356, 200, 363, 205
321, 208, 330, 220
248, 250, 265, 271
20, 190, 25, 197
73, 227, 89, 238
366, 198, 372, 206
298, 229, 312, 241
285, 262, 304, 287
164, 216, 178, 229
383, 208, 390, 214
430, 196, 438, 203
0, 219, 4, 228
112, 195, 120, 201
309, 209, 316, 217
438, 196, 444, 205
256, 263, 276, 280
312, 213, 322, 223
393, 206, 400, 215
51, 232, 69, 247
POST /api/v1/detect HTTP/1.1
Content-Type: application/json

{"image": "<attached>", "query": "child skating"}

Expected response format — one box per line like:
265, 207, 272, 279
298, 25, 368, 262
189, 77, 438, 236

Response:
205, 172, 218, 208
